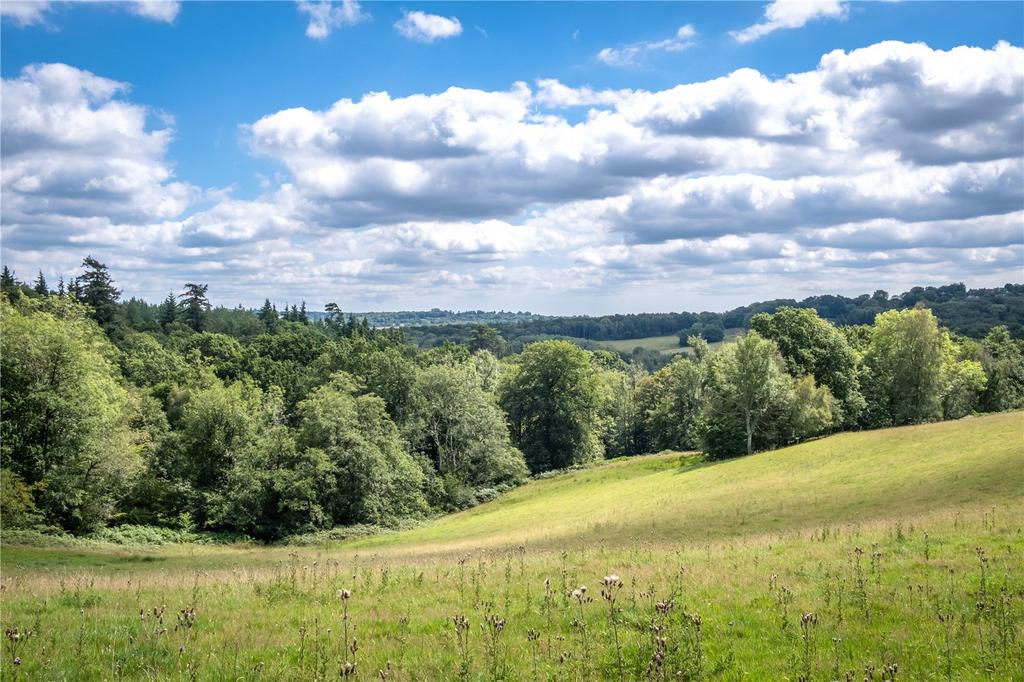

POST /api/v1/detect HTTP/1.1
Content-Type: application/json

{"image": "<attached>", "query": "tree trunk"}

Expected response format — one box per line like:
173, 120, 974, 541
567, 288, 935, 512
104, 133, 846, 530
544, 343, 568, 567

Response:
745, 411, 753, 455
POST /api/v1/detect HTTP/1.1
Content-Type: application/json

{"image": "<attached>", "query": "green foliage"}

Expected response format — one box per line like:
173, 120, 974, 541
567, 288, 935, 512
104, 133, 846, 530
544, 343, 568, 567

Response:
178, 283, 211, 332
406, 362, 527, 509
118, 332, 190, 388
500, 340, 604, 472
863, 308, 949, 426
0, 295, 142, 531
979, 326, 1024, 412
208, 426, 336, 540
74, 256, 121, 329
2, 256, 1021, 545
467, 324, 509, 357
751, 307, 865, 425
699, 332, 794, 458
297, 373, 428, 526
0, 468, 42, 528
637, 356, 704, 452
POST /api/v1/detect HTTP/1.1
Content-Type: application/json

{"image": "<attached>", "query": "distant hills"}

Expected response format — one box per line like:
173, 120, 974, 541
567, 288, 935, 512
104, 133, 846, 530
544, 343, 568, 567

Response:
392, 283, 1024, 347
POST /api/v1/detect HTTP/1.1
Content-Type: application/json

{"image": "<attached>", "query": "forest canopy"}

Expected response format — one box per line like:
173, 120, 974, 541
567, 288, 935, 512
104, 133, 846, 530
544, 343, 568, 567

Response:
2, 260, 1022, 541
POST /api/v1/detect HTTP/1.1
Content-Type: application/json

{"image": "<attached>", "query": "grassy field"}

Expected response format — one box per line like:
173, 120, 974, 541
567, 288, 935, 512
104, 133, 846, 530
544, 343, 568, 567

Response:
1, 412, 1022, 680
594, 329, 743, 356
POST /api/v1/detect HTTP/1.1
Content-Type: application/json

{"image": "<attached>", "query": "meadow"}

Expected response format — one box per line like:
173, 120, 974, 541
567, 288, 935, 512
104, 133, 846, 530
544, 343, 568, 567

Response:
1, 412, 1022, 680
594, 329, 743, 357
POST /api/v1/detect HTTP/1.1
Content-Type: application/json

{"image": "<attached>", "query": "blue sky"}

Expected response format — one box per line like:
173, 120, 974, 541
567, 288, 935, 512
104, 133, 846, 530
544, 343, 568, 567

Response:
2, 1, 1022, 313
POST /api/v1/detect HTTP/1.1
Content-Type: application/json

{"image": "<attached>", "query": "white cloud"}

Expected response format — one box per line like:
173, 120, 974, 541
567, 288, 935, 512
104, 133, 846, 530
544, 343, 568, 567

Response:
2, 40, 1021, 311
597, 24, 697, 66
127, 1, 179, 23
394, 10, 462, 43
1, 1, 180, 26
0, 1, 52, 26
732, 0, 846, 44
296, 0, 367, 40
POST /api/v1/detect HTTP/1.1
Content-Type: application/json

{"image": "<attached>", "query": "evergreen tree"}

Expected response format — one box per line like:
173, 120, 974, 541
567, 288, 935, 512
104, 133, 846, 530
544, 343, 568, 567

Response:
33, 270, 48, 296
1, 265, 17, 293
75, 256, 120, 328
179, 283, 210, 332
159, 292, 178, 328
258, 299, 278, 333
56, 276, 66, 296
299, 301, 309, 324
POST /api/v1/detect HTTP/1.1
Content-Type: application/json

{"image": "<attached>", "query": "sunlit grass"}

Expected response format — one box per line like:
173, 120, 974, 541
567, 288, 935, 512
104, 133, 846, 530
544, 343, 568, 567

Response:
1, 412, 1022, 680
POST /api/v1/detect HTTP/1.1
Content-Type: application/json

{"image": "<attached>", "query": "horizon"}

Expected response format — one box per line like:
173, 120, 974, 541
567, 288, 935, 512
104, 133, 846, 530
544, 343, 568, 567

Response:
2, 1, 1023, 314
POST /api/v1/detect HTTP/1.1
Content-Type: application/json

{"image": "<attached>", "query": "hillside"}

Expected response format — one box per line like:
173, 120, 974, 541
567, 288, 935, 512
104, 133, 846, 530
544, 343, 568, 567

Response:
2, 413, 1022, 680
359, 411, 1024, 554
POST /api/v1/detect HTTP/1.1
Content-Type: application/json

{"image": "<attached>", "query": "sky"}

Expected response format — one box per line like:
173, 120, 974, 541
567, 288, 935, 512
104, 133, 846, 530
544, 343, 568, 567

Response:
1, 1, 1022, 314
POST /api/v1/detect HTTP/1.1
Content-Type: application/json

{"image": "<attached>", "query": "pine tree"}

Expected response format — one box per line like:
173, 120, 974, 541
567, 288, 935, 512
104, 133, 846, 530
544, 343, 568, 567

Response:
159, 292, 178, 328
76, 256, 120, 327
299, 301, 309, 324
33, 270, 49, 296
1, 265, 16, 293
258, 298, 278, 334
56, 275, 66, 296
179, 283, 210, 332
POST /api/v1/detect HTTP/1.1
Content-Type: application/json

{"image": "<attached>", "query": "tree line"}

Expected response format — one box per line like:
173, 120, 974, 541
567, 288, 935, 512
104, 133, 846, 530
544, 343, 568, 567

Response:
2, 259, 1022, 542
402, 282, 1024, 349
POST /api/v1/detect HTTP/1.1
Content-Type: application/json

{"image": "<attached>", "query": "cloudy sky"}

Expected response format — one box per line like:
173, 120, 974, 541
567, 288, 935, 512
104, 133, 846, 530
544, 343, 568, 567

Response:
1, 1, 1022, 313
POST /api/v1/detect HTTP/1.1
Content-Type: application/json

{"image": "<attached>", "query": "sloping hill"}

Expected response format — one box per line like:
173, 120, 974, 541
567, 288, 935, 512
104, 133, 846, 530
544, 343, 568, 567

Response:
360, 411, 1024, 553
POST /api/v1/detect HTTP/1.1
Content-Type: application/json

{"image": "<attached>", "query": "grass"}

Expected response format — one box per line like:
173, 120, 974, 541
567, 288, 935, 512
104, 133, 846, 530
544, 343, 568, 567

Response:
593, 329, 744, 356
1, 412, 1022, 680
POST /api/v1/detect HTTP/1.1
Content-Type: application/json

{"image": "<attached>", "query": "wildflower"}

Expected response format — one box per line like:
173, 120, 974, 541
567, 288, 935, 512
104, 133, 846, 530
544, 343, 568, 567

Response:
13, 657, 21, 666
339, 588, 352, 601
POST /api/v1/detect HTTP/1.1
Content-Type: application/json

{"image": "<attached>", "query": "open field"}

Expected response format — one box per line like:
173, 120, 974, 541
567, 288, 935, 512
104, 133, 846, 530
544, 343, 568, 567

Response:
594, 329, 744, 356
1, 413, 1022, 680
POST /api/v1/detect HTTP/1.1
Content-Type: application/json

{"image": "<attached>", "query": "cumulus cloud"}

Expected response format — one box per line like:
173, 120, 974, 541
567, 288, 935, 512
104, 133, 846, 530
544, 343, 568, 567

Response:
127, 0, 180, 23
296, 0, 367, 39
597, 24, 697, 66
1, 1, 180, 26
1, 63, 195, 255
732, 0, 846, 44
0, 1, 53, 26
394, 10, 462, 43
2, 40, 1021, 311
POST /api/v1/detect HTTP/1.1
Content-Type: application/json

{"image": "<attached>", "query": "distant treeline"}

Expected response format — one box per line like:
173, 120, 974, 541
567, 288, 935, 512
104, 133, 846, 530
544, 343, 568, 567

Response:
306, 308, 549, 327
404, 283, 1024, 348
2, 259, 1023, 544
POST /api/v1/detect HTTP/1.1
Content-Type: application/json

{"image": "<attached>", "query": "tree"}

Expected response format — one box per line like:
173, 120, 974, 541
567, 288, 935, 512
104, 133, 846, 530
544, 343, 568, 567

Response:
784, 375, 839, 443
599, 362, 646, 457
166, 377, 277, 525
405, 362, 527, 508
33, 270, 48, 296
700, 332, 792, 458
637, 355, 704, 452
0, 265, 16, 292
468, 325, 509, 357
179, 283, 210, 332
75, 256, 120, 328
500, 340, 603, 473
159, 292, 178, 328
207, 426, 336, 540
0, 296, 142, 531
297, 373, 427, 526
862, 308, 948, 426
941, 357, 987, 419
751, 307, 865, 425
298, 301, 309, 324
258, 299, 278, 334
978, 326, 1024, 412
